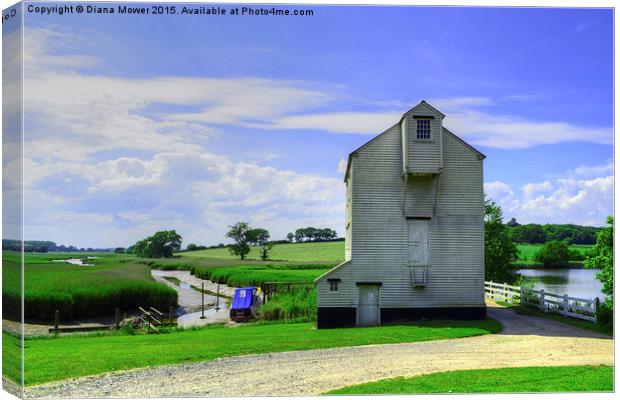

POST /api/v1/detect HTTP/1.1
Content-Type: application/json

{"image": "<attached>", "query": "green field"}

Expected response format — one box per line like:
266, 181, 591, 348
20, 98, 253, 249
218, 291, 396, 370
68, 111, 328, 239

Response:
325, 365, 613, 394
182, 241, 593, 268
514, 243, 593, 268
2, 252, 177, 320
181, 241, 345, 262
4, 318, 500, 385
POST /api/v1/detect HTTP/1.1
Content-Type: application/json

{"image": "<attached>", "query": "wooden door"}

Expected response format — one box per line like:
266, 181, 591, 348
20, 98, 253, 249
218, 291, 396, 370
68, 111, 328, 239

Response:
358, 285, 380, 326
408, 220, 429, 265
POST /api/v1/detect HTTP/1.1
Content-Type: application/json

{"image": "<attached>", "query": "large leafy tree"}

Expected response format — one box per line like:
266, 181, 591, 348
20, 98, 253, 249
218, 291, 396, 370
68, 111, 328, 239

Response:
286, 232, 294, 243
248, 228, 273, 261
484, 198, 519, 284
132, 230, 182, 258
585, 216, 613, 300
226, 222, 252, 260
534, 240, 571, 267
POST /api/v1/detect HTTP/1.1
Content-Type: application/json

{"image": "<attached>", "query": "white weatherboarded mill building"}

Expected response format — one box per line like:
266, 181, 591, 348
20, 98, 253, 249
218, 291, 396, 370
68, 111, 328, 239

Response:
315, 100, 486, 328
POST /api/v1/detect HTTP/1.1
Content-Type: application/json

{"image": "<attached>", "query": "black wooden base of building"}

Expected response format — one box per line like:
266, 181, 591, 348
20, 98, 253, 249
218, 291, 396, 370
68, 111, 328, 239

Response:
317, 306, 487, 329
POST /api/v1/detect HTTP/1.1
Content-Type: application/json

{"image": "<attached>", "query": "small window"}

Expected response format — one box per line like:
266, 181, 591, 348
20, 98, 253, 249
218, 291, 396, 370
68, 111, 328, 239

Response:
329, 280, 340, 292
416, 119, 431, 140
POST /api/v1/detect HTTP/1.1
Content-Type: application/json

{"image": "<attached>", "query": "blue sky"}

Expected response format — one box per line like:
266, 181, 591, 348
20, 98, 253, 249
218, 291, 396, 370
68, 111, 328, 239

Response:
7, 3, 614, 247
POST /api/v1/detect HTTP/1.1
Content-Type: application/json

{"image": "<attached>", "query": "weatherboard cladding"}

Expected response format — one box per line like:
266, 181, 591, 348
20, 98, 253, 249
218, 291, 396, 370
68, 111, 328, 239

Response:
405, 114, 442, 173
344, 171, 352, 261
317, 107, 484, 310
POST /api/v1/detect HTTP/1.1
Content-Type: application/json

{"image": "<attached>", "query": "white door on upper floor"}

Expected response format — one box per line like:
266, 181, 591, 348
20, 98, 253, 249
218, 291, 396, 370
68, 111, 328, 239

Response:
408, 219, 429, 266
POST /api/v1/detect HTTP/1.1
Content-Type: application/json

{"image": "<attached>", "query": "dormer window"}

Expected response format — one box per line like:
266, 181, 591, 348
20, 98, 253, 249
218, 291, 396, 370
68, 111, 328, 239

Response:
416, 119, 431, 140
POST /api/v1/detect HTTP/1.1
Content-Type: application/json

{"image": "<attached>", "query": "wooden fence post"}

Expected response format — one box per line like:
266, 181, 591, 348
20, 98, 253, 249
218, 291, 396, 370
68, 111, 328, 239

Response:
539, 289, 545, 312
595, 297, 600, 313
503, 282, 508, 302
562, 294, 568, 317
200, 282, 206, 319
54, 309, 60, 333
115, 308, 120, 329
595, 297, 600, 324
168, 305, 174, 325
215, 283, 220, 311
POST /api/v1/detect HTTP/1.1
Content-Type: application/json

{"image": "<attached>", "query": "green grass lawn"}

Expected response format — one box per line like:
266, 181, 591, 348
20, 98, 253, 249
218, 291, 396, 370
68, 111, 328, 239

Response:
11, 318, 500, 385
181, 241, 345, 262
3, 252, 177, 320
2, 331, 22, 386
325, 365, 613, 394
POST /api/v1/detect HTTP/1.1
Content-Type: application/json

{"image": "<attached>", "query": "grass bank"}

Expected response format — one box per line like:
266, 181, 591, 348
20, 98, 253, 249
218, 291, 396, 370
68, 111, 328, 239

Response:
197, 264, 329, 287
145, 258, 331, 287
325, 365, 613, 394
11, 318, 500, 385
3, 252, 177, 320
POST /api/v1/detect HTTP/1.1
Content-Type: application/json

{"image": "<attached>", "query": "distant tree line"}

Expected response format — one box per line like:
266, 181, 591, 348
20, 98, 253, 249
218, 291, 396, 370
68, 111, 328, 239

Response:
2, 239, 112, 253
505, 220, 599, 245
286, 227, 338, 243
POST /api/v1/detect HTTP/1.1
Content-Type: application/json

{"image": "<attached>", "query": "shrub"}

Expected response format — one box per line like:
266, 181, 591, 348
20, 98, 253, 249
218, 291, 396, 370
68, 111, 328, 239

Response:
485, 198, 519, 283
258, 288, 317, 321
596, 299, 613, 330
534, 240, 571, 267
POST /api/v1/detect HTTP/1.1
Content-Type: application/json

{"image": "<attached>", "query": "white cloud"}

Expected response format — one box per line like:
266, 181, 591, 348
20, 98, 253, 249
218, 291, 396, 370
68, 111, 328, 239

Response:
484, 181, 520, 212
522, 181, 552, 199
485, 165, 613, 226
248, 111, 400, 134
20, 27, 349, 247
25, 148, 346, 247
431, 96, 494, 110
484, 180, 513, 198
443, 110, 612, 149
23, 27, 613, 150
337, 158, 348, 174
24, 28, 102, 74
428, 96, 613, 149
571, 162, 614, 178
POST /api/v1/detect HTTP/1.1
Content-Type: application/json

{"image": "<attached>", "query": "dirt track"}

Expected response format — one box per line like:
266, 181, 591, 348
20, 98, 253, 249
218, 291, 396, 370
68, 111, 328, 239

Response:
24, 303, 613, 398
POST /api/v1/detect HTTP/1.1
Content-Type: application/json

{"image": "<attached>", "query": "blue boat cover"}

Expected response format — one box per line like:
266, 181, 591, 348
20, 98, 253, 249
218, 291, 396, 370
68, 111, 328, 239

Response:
231, 287, 255, 310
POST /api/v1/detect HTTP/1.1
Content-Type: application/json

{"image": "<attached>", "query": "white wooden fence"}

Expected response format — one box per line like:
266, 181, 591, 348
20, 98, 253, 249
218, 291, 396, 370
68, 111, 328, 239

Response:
485, 281, 599, 323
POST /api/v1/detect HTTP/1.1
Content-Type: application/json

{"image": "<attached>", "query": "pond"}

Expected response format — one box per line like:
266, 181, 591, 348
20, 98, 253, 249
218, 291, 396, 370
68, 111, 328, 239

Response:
52, 258, 94, 266
519, 268, 603, 300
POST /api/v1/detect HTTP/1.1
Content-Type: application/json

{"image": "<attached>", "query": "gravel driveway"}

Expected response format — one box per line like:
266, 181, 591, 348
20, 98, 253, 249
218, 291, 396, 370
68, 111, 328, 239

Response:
24, 304, 613, 398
